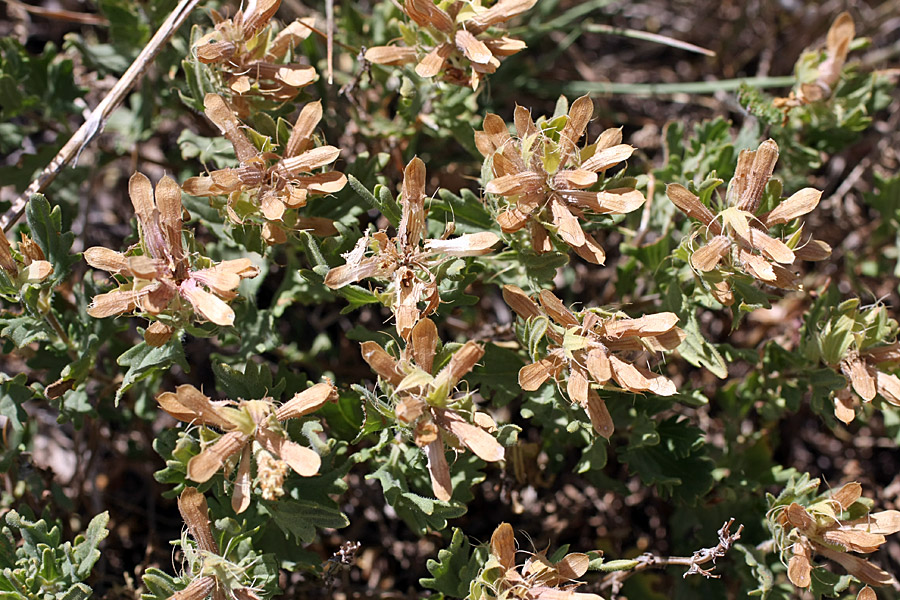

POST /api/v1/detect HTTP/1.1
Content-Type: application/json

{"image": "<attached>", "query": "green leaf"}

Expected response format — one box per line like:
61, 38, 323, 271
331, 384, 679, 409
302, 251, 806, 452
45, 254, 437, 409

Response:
212, 360, 285, 401
420, 528, 485, 598
25, 194, 79, 284
468, 343, 526, 407
0, 373, 32, 432
73, 512, 109, 579
115, 339, 188, 405
0, 314, 51, 347
265, 497, 349, 544
618, 417, 714, 504
664, 283, 728, 378
367, 445, 467, 535
349, 175, 401, 226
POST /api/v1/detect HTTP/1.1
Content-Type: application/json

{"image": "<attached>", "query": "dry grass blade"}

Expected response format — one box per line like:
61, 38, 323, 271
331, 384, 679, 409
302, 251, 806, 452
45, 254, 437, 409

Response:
491, 523, 517, 571
538, 290, 579, 327
424, 232, 499, 256
735, 139, 779, 213
285, 100, 323, 158
831, 482, 862, 510
232, 447, 252, 514
425, 439, 452, 501
691, 236, 731, 271
360, 341, 404, 386
410, 318, 438, 374
433, 408, 504, 462
788, 543, 812, 588
502, 284, 542, 320
173, 577, 216, 600
173, 384, 233, 428
765, 188, 821, 225
177, 487, 218, 553
276, 382, 337, 420
666, 183, 719, 231
257, 428, 321, 476
187, 431, 248, 482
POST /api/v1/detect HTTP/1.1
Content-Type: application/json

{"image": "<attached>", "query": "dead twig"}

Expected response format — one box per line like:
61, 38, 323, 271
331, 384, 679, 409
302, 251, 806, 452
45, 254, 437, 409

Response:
0, 0, 201, 233
600, 519, 744, 597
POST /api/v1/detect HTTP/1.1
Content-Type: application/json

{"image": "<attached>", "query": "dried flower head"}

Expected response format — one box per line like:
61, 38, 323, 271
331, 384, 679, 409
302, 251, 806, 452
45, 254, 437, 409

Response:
808, 298, 900, 424
184, 93, 346, 245
478, 96, 644, 264
193, 0, 317, 113
361, 318, 504, 501
777, 482, 900, 589
504, 285, 684, 437
365, 0, 536, 88
175, 487, 264, 600
325, 157, 499, 339
774, 12, 856, 110
158, 381, 337, 513
667, 139, 831, 305
471, 522, 602, 600
0, 228, 53, 287
84, 172, 259, 345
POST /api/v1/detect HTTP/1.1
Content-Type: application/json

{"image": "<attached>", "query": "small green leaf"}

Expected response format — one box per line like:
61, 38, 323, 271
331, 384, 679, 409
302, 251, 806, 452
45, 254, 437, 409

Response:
116, 339, 189, 405
25, 194, 80, 284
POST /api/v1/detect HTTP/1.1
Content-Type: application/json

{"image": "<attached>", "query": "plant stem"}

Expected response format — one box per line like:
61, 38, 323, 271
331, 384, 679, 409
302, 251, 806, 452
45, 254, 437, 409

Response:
0, 0, 202, 233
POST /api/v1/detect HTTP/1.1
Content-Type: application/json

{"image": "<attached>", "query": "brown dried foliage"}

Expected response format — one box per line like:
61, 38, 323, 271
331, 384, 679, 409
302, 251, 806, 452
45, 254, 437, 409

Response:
158, 382, 337, 513
666, 139, 830, 305
360, 317, 503, 501
84, 172, 259, 344
504, 285, 684, 437
478, 96, 644, 264
325, 157, 498, 339
365, 0, 536, 88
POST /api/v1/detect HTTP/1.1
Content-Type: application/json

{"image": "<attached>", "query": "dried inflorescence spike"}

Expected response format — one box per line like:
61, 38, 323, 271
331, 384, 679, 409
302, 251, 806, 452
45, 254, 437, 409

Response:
810, 299, 900, 424
0, 227, 53, 286
324, 157, 499, 339
666, 139, 831, 305
158, 382, 337, 513
365, 0, 536, 88
478, 97, 644, 264
778, 482, 900, 589
504, 285, 683, 437
176, 487, 265, 599
193, 0, 317, 111
84, 173, 259, 344
775, 12, 856, 109
183, 94, 346, 245
360, 318, 504, 501
474, 522, 603, 599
